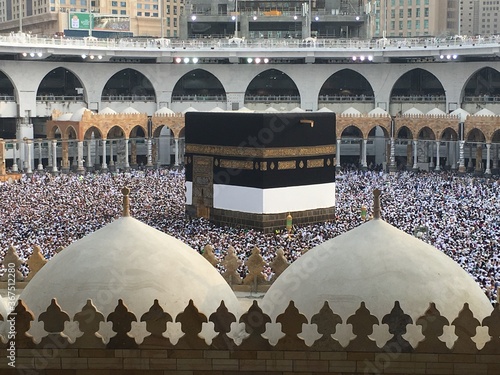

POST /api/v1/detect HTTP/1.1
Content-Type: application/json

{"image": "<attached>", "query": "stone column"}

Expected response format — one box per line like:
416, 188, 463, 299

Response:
51, 139, 58, 173
428, 141, 434, 169
493, 144, 498, 173
467, 143, 473, 170
109, 140, 114, 169
485, 142, 491, 175
335, 139, 341, 170
61, 140, 70, 173
413, 140, 418, 170
47, 140, 52, 169
86, 141, 92, 168
435, 141, 440, 171
12, 141, 18, 172
362, 139, 368, 169
124, 138, 130, 170
146, 138, 153, 167
406, 142, 412, 170
174, 137, 179, 166
458, 141, 466, 173
0, 139, 5, 175
77, 141, 84, 174
25, 139, 32, 174
131, 140, 137, 167
101, 139, 108, 171
37, 140, 43, 170
475, 144, 483, 174
155, 138, 161, 168
389, 137, 396, 171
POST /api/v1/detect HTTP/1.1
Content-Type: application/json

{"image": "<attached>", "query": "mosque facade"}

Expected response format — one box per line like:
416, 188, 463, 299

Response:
0, 35, 500, 174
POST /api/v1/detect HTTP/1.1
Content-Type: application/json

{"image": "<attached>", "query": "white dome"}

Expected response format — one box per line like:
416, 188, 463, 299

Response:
450, 108, 470, 122
368, 107, 388, 116
262, 217, 493, 341
317, 107, 333, 112
155, 106, 175, 115
100, 107, 117, 114
403, 107, 423, 116
209, 106, 225, 112
122, 106, 140, 114
264, 107, 279, 112
474, 108, 496, 116
70, 107, 90, 121
426, 108, 447, 116
20, 216, 240, 321
237, 106, 253, 112
342, 107, 361, 116
56, 113, 73, 121
289, 107, 305, 112
182, 106, 198, 113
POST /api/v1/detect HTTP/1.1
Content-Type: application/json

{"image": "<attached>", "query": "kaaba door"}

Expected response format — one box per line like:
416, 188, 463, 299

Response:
192, 155, 214, 219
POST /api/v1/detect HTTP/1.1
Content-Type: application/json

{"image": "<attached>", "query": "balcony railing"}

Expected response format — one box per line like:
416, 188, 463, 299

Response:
171, 95, 226, 101
390, 95, 446, 102
36, 95, 85, 101
101, 95, 156, 102
319, 95, 374, 103
245, 95, 301, 102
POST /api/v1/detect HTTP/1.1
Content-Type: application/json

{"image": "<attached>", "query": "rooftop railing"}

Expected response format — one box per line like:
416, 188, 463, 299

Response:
2, 32, 500, 52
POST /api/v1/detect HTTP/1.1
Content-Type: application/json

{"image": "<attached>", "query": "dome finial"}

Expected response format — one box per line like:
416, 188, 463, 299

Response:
122, 187, 130, 217
373, 189, 381, 219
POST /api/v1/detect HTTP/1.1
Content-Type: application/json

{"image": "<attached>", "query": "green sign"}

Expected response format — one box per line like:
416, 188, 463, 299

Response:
69, 13, 93, 30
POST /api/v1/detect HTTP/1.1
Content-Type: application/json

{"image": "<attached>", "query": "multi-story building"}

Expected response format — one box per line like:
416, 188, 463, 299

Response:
366, 0, 455, 39
180, 0, 366, 39
0, 0, 183, 37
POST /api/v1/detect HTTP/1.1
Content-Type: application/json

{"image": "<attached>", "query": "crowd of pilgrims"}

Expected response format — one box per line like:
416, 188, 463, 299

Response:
0, 167, 498, 305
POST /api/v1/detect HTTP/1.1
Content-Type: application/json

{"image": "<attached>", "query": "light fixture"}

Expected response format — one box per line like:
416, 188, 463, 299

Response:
294, 15, 298, 20
30, 52, 35, 57
22, 52, 27, 57
191, 15, 196, 21
247, 58, 253, 63
255, 58, 261, 64
440, 55, 444, 59
367, 55, 373, 61
175, 57, 182, 63
253, 16, 257, 21
37, 52, 43, 57
97, 55, 103, 59
192, 57, 199, 63
315, 16, 319, 21
452, 54, 458, 59
231, 15, 236, 21
446, 55, 451, 60
90, 55, 95, 59
183, 57, 190, 63
360, 56, 365, 61
356, 16, 360, 21
352, 56, 357, 61
81, 54, 86, 59
263, 58, 269, 63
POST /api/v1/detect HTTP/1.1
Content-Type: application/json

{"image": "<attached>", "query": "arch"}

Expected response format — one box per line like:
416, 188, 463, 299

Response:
390, 68, 446, 100
340, 125, 363, 138
462, 67, 500, 102
0, 70, 16, 98
130, 125, 147, 139
65, 125, 78, 140
318, 69, 374, 102
465, 128, 486, 142
101, 68, 156, 100
396, 126, 413, 140
417, 126, 436, 140
244, 69, 300, 102
368, 125, 389, 138
171, 69, 226, 101
36, 67, 86, 99
47, 124, 63, 139
440, 127, 458, 141
106, 125, 126, 140
84, 126, 103, 140
492, 129, 500, 143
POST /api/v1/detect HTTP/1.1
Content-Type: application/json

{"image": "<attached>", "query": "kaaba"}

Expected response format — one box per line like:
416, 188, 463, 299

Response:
185, 112, 336, 233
